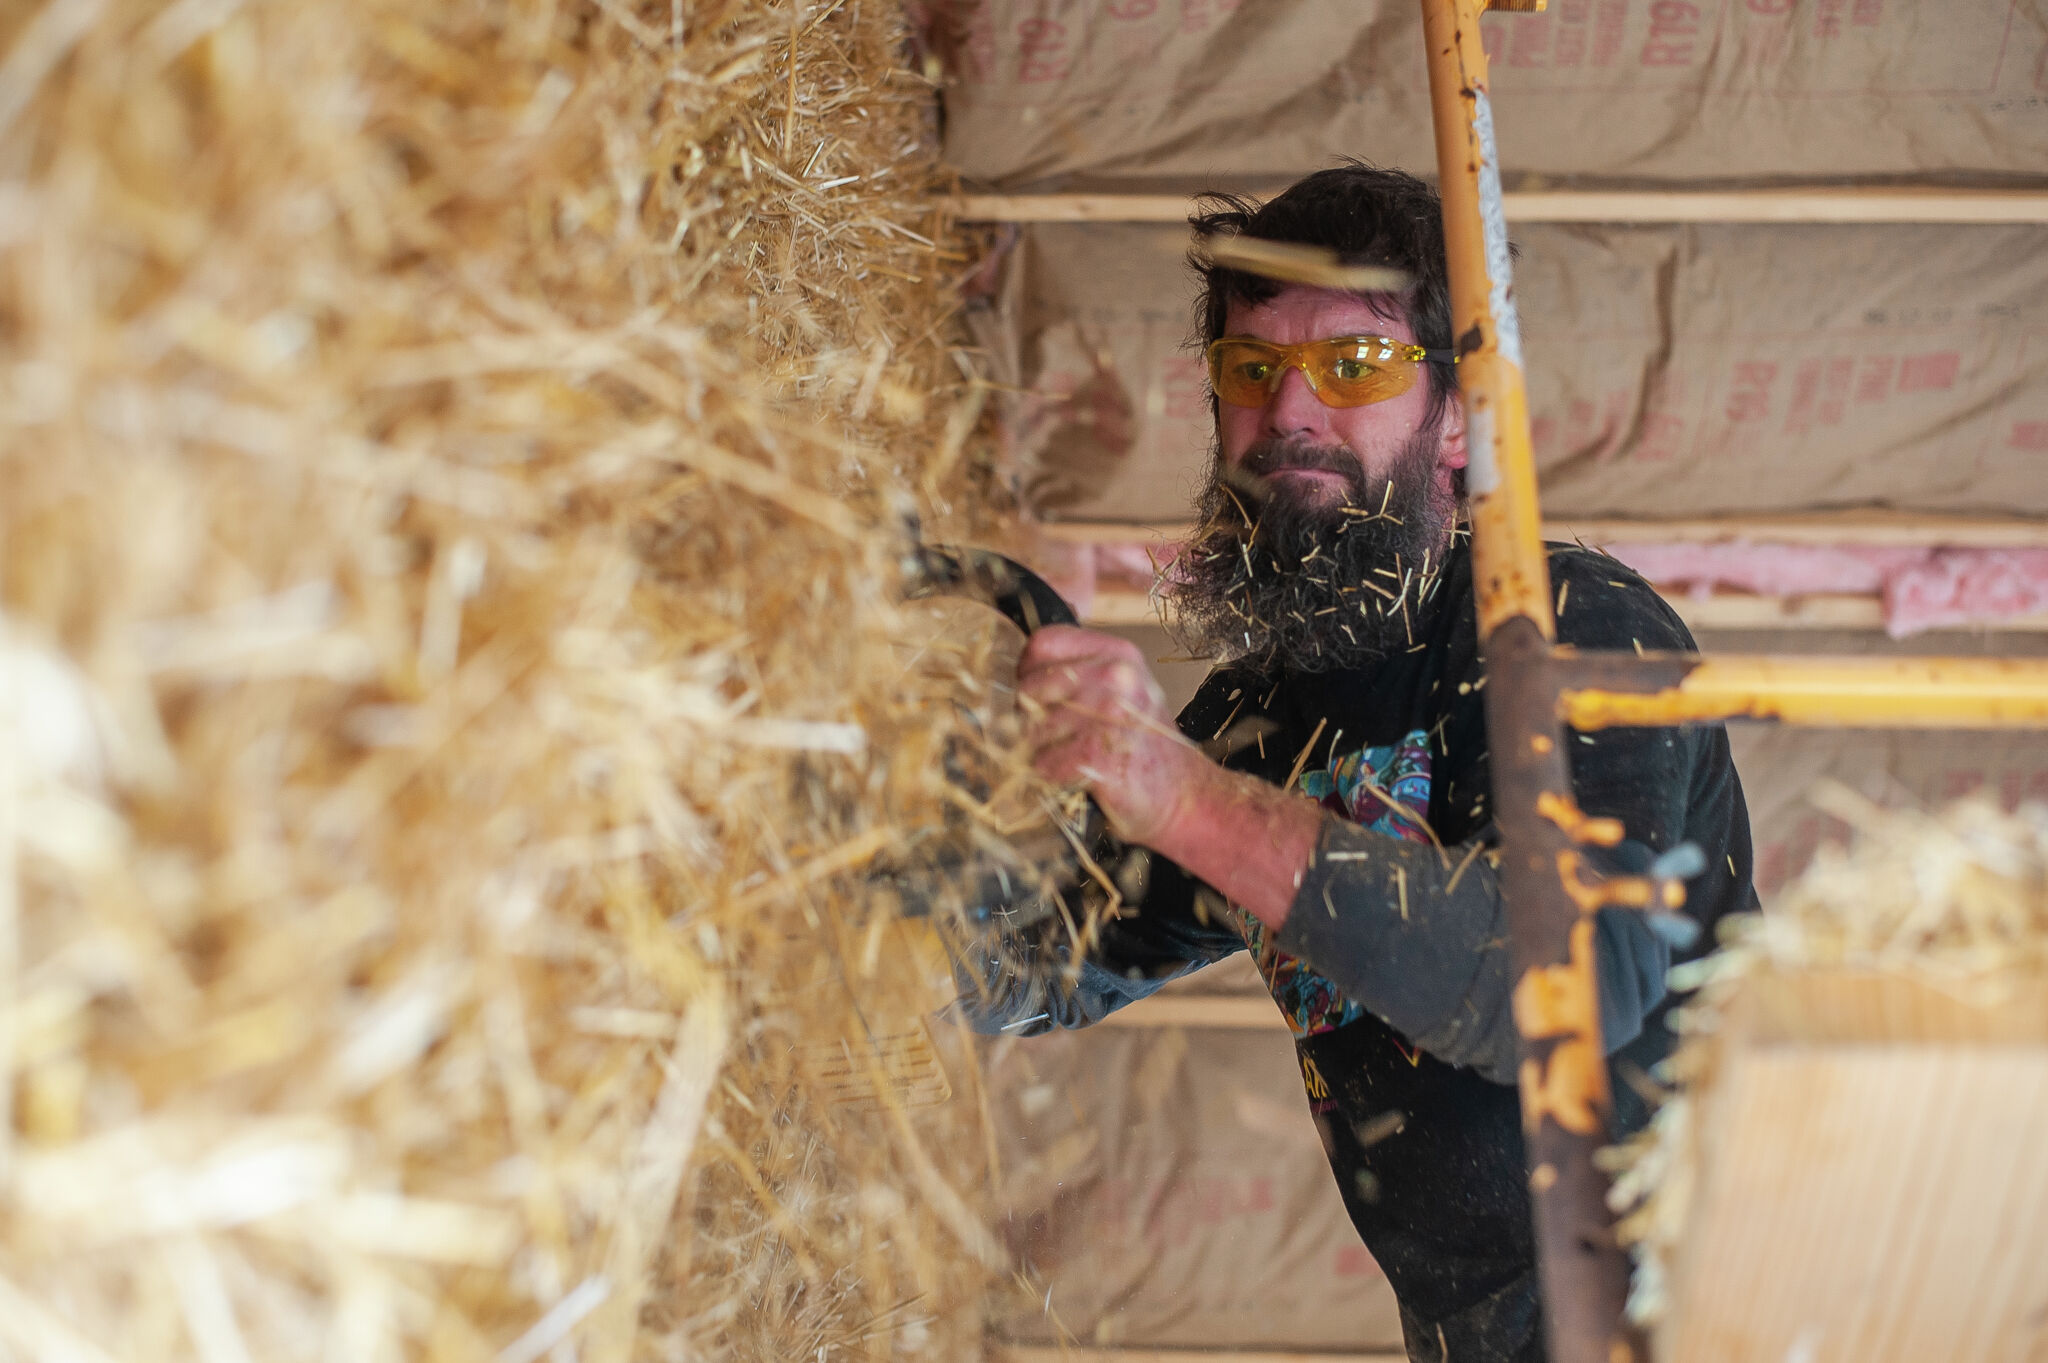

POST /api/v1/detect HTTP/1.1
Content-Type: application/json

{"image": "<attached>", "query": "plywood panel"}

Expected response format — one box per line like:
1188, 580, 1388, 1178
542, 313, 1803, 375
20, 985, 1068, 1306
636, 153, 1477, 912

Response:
1659, 974, 2048, 1363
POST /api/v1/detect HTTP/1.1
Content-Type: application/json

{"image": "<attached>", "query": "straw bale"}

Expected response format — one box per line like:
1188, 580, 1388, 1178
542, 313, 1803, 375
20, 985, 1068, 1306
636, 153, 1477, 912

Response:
1, 0, 1019, 1358
1603, 788, 2048, 1325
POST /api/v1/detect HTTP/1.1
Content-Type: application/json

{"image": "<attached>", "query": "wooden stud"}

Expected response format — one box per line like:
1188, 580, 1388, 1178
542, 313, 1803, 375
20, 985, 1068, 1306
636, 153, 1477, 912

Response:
1082, 587, 2048, 634
1093, 993, 1289, 1031
953, 190, 2048, 225
995, 1347, 1406, 1363
1033, 514, 2048, 550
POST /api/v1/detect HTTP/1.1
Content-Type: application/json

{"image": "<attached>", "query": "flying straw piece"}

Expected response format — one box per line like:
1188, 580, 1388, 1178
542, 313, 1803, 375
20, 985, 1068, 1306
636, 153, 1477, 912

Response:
1198, 234, 1414, 293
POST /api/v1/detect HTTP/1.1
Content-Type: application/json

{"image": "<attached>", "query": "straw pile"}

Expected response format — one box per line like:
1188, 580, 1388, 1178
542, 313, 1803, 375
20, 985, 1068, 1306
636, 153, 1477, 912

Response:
1605, 786, 2048, 1324
1, 1, 1016, 1359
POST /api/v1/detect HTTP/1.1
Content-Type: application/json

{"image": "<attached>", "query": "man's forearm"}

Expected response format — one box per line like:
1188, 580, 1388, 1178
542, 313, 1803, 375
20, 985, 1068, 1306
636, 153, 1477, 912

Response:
1141, 766, 1670, 1082
1140, 755, 1324, 932
1139, 760, 1520, 1078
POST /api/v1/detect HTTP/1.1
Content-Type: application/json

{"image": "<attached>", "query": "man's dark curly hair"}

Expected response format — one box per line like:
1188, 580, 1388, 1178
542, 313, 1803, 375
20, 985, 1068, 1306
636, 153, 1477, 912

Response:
1189, 161, 1458, 428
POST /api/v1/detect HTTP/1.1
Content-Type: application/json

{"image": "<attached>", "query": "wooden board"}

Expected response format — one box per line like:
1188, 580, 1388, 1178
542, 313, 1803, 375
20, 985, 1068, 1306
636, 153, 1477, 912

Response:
954, 191, 2048, 226
1035, 514, 2048, 550
1659, 972, 2048, 1363
995, 1348, 1404, 1363
1041, 512, 2048, 634
1093, 991, 1286, 1032
1083, 587, 2048, 634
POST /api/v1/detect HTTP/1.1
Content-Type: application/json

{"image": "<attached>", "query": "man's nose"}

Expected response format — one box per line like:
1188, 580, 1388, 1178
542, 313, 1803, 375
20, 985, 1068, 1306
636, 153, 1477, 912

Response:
1262, 364, 1328, 439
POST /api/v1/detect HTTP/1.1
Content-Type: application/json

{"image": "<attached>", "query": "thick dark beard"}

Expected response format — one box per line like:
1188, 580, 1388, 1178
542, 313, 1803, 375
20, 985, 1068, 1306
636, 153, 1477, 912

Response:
1166, 431, 1458, 673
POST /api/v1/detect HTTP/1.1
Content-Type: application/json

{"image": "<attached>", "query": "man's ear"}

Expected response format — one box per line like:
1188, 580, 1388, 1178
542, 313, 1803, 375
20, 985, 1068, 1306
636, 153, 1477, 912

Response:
1437, 393, 1468, 471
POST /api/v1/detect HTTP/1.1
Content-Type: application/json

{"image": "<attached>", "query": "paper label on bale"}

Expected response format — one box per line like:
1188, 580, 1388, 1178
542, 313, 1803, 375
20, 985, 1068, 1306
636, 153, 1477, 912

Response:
932, 1, 2047, 186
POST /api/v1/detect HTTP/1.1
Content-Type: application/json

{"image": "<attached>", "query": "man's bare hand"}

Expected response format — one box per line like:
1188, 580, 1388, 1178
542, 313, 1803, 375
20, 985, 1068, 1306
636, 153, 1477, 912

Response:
1018, 625, 1327, 931
1016, 626, 1200, 848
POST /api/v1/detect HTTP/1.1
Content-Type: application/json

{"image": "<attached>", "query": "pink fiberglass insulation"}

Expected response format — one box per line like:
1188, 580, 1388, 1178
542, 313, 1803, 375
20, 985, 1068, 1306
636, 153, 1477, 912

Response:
1605, 543, 2048, 638
1599, 543, 1919, 601
1884, 549, 2048, 636
1032, 536, 1097, 622
1027, 541, 1178, 622
1097, 541, 1170, 589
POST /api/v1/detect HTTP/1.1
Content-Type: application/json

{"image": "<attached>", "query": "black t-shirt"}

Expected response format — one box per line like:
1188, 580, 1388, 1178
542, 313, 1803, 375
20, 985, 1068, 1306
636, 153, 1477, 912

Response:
956, 540, 1757, 1362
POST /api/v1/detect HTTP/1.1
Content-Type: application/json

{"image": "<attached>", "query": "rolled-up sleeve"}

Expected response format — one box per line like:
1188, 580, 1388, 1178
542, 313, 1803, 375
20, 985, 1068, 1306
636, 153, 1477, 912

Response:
1273, 817, 1672, 1085
945, 855, 1247, 1036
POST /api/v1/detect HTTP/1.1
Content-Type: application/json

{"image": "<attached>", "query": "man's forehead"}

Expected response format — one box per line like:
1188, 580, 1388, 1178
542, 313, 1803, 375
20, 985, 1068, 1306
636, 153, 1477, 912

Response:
1224, 285, 1413, 342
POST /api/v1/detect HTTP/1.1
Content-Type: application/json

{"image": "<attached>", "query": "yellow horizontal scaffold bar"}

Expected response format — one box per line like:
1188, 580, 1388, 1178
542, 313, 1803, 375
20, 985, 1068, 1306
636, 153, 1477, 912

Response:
1560, 655, 2048, 730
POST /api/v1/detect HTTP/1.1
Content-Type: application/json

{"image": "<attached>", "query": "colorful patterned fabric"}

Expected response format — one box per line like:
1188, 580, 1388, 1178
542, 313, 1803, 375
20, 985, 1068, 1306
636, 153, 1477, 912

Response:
1238, 728, 1433, 1039
1300, 730, 1434, 844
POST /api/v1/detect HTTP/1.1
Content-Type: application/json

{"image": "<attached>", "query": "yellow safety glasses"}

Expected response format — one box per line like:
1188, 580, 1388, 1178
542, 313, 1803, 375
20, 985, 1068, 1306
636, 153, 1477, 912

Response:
1204, 335, 1456, 409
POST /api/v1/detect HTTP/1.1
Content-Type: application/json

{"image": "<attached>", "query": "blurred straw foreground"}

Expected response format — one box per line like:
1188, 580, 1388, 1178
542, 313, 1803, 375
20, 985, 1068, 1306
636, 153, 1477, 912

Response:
1, 1, 1011, 1359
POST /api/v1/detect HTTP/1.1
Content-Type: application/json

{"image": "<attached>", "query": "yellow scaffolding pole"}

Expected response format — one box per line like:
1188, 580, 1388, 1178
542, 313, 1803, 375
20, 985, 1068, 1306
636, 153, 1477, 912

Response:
1422, 2, 2048, 1361
1419, 4, 1641, 1361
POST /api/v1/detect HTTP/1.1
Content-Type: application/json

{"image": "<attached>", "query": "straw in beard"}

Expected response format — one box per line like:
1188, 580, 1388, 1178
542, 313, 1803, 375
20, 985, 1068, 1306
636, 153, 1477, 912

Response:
1167, 433, 1457, 673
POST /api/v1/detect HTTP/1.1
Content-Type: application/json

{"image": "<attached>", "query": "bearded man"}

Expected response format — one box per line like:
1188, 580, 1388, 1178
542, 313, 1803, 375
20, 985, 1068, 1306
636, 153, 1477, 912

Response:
961, 164, 1757, 1363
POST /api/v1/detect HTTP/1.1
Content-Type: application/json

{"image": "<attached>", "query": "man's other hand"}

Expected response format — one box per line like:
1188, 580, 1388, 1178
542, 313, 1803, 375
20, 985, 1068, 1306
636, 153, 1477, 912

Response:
1016, 626, 1198, 848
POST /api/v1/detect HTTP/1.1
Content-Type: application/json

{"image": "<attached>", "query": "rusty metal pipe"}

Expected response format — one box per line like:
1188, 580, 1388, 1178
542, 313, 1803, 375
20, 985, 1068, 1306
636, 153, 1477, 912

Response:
1423, 1, 1553, 643
1419, 0, 2045, 1355
1420, 2, 1638, 1360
